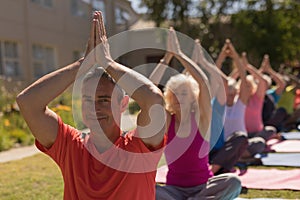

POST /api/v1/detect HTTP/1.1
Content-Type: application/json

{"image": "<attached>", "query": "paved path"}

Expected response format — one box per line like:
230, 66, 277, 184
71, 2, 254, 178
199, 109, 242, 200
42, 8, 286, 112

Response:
0, 145, 40, 163
0, 113, 137, 163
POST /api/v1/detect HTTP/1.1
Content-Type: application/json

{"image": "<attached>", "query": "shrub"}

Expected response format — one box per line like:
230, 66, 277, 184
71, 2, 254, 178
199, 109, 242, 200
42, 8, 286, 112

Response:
128, 101, 140, 114
0, 133, 15, 151
10, 128, 34, 145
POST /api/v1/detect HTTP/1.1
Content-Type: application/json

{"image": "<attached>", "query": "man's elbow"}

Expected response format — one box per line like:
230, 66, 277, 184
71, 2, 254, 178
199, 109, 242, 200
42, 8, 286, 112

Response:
16, 91, 30, 112
142, 86, 164, 107
151, 89, 165, 107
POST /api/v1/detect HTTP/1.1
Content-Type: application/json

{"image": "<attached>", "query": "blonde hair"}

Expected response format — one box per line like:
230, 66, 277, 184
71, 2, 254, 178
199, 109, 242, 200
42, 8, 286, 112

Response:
246, 75, 258, 92
263, 74, 272, 87
228, 77, 238, 91
164, 74, 199, 113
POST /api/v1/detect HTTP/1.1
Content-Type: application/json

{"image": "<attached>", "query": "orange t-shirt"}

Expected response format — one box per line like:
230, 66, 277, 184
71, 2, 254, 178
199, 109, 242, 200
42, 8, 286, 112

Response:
36, 117, 165, 200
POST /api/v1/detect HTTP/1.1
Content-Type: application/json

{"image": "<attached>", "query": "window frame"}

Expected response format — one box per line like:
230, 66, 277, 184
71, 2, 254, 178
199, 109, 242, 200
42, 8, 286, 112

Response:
0, 40, 22, 77
32, 44, 56, 78
70, 0, 89, 18
31, 0, 54, 9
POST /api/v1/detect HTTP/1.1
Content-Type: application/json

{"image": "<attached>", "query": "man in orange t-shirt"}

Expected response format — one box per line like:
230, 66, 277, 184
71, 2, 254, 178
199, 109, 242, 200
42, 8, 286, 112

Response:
17, 11, 166, 200
36, 116, 165, 199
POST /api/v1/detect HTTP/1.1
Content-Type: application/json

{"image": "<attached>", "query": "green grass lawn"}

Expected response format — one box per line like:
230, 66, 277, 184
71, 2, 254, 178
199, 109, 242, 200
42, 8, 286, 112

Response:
0, 153, 63, 200
0, 153, 299, 199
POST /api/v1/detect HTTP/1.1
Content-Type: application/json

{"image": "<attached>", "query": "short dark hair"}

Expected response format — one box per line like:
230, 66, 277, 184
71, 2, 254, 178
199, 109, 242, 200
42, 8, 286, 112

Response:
83, 67, 125, 101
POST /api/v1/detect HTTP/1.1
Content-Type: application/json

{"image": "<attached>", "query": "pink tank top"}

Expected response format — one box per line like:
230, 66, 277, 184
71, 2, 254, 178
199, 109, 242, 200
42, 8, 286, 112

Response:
165, 113, 213, 187
245, 93, 264, 133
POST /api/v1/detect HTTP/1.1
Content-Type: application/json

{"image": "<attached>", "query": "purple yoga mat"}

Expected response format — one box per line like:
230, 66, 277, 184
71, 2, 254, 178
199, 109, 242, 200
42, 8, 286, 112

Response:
156, 165, 300, 190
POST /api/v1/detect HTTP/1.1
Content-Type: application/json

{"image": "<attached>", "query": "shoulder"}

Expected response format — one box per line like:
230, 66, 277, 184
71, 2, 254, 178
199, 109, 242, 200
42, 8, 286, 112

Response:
236, 98, 246, 107
36, 117, 82, 153
252, 92, 263, 101
212, 98, 225, 111
57, 117, 82, 140
267, 88, 275, 94
36, 118, 84, 165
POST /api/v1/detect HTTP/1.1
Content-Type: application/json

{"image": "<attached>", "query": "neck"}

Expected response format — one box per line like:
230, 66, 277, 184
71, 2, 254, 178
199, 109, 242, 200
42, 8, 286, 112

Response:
174, 111, 192, 138
175, 110, 190, 124
90, 127, 120, 153
227, 101, 234, 106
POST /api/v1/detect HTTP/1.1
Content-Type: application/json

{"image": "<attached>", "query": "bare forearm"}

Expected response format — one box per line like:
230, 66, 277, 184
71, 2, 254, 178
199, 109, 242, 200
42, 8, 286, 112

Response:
246, 63, 268, 97
175, 53, 209, 85
149, 63, 167, 86
246, 64, 263, 80
232, 55, 247, 82
175, 53, 212, 116
198, 58, 227, 99
229, 68, 239, 79
149, 52, 173, 84
268, 69, 283, 84
200, 57, 228, 81
215, 54, 226, 69
267, 68, 286, 93
105, 62, 163, 108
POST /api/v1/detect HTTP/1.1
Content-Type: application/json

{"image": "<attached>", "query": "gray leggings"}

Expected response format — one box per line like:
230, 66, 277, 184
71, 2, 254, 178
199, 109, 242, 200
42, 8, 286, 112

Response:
156, 173, 241, 200
210, 131, 248, 171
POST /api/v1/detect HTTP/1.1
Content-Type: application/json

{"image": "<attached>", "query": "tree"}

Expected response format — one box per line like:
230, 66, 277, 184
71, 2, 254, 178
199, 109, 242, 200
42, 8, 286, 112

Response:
139, 0, 169, 27
231, 0, 300, 69
140, 0, 300, 68
140, 0, 193, 31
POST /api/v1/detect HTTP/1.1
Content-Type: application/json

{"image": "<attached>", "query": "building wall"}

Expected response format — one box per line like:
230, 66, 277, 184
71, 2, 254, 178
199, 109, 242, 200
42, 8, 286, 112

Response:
115, 28, 183, 82
0, 0, 90, 86
0, 0, 139, 90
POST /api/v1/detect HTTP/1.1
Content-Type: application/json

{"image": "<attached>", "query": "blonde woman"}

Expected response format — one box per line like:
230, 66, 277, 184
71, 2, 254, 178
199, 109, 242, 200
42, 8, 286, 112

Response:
150, 28, 241, 200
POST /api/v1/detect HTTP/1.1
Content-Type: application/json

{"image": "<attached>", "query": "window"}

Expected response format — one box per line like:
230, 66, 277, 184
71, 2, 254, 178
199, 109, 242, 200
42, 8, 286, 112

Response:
115, 7, 130, 25
31, 0, 53, 8
71, 0, 89, 17
0, 41, 21, 77
32, 44, 55, 78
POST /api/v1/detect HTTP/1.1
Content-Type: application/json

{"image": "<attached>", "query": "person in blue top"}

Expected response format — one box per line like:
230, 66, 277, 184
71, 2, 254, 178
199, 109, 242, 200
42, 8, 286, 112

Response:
259, 55, 287, 132
208, 40, 249, 174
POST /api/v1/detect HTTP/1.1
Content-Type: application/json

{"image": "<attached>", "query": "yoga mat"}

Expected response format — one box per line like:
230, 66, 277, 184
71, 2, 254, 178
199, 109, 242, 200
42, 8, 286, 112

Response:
260, 153, 300, 167
156, 165, 168, 183
235, 168, 300, 190
156, 165, 300, 190
266, 139, 300, 153
281, 132, 300, 140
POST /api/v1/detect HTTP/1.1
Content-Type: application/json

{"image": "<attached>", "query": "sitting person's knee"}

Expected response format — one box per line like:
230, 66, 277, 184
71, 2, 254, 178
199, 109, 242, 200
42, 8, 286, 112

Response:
265, 126, 277, 134
234, 131, 249, 146
248, 137, 265, 155
226, 174, 242, 193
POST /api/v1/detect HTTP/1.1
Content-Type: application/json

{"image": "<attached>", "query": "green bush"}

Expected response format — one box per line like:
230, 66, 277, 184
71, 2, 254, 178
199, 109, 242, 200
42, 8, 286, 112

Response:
0, 112, 34, 151
10, 129, 34, 145
128, 101, 140, 114
0, 80, 80, 152
0, 133, 15, 151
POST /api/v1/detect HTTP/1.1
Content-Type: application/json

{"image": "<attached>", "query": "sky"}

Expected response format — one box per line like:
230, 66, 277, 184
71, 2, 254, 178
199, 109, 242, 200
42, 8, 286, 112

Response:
127, 0, 147, 14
